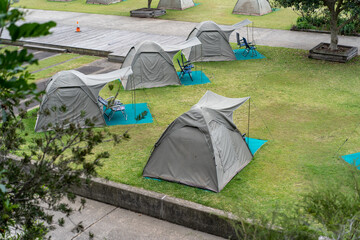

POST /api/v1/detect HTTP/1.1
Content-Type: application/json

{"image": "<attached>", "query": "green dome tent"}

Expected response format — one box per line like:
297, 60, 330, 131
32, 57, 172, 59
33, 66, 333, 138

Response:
184, 20, 252, 62
35, 67, 132, 132
143, 91, 253, 192
232, 0, 272, 16
121, 39, 201, 90
157, 0, 195, 10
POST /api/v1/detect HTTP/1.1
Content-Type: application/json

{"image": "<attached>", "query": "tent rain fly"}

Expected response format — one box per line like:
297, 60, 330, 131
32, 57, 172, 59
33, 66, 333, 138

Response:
35, 67, 132, 132
143, 91, 253, 192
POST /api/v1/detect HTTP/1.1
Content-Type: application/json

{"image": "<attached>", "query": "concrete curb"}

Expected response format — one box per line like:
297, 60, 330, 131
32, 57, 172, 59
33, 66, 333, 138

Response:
0, 39, 113, 58
7, 154, 246, 238
290, 28, 360, 37
72, 177, 248, 239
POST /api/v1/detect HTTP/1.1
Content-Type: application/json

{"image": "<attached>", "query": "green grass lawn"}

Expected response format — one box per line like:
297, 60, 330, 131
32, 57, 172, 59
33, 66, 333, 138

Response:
22, 46, 360, 219
14, 0, 298, 30
27, 53, 99, 82
1, 45, 99, 82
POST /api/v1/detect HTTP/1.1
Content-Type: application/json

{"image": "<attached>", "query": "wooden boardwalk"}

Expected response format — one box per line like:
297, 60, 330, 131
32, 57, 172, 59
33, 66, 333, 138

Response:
1, 8, 359, 60
1, 24, 186, 61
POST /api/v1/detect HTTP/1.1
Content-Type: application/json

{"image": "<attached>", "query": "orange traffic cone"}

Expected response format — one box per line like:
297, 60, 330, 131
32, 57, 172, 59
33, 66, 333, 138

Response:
76, 21, 81, 32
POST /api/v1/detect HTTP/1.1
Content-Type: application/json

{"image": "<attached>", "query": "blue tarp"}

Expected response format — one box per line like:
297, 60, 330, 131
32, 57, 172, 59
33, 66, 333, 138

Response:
104, 103, 153, 126
233, 49, 266, 61
177, 71, 210, 86
245, 137, 268, 155
341, 152, 360, 170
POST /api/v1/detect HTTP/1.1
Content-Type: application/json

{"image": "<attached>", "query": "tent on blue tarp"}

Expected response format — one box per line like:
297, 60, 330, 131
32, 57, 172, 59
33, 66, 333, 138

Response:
121, 38, 201, 90
143, 91, 254, 192
35, 67, 132, 132
184, 19, 252, 62
157, 0, 195, 10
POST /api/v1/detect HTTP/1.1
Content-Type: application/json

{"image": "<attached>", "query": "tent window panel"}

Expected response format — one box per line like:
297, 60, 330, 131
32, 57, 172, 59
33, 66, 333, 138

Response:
139, 53, 165, 83
200, 32, 222, 57
49, 88, 99, 125
209, 121, 239, 173
228, 129, 252, 168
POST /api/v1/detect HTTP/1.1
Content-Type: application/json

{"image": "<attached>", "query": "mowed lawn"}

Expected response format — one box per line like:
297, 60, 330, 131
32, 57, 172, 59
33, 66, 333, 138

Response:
0, 45, 99, 82
23, 46, 360, 218
14, 0, 298, 30
28, 53, 99, 82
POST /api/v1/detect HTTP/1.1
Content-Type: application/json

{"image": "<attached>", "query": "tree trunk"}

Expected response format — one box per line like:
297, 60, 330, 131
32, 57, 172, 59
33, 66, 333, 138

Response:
329, 10, 339, 51
148, 0, 152, 9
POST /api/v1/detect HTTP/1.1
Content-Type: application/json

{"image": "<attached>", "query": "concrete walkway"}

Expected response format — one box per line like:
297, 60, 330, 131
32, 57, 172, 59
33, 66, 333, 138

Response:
1, 9, 359, 59
49, 197, 224, 240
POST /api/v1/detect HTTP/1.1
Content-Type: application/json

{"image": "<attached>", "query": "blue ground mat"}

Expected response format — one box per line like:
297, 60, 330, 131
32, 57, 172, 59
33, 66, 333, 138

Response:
341, 152, 360, 170
245, 137, 268, 155
177, 71, 210, 86
104, 103, 153, 126
233, 49, 266, 61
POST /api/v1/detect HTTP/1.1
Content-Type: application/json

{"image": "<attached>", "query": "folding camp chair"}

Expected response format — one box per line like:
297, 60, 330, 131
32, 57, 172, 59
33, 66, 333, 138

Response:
177, 53, 194, 81
236, 32, 246, 49
98, 96, 127, 121
241, 37, 257, 57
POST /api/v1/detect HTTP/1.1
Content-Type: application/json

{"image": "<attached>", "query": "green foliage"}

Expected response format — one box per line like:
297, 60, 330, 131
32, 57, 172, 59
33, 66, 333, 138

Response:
303, 170, 360, 238
135, 110, 148, 121
293, 12, 360, 35
275, 0, 360, 48
233, 167, 360, 239
0, 1, 124, 239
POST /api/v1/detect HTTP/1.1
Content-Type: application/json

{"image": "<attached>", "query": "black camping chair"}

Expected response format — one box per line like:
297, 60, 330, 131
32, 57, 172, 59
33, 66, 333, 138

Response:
98, 96, 127, 121
177, 53, 194, 81
236, 32, 246, 49
241, 37, 257, 57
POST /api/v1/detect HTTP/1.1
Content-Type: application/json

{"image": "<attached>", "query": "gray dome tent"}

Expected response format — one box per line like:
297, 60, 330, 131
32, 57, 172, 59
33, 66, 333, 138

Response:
35, 67, 132, 132
232, 0, 272, 16
157, 0, 195, 10
143, 91, 253, 192
184, 20, 252, 62
121, 39, 201, 90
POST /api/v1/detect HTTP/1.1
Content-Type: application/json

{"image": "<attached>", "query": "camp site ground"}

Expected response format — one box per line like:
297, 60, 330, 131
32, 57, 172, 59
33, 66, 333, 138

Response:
4, 0, 360, 230
18, 44, 360, 218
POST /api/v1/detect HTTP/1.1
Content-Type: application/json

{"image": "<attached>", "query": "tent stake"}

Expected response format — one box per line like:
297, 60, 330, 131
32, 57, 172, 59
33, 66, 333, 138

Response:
248, 97, 250, 146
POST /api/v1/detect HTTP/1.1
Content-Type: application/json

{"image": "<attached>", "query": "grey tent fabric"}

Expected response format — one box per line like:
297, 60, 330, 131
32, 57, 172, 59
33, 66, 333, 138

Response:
233, 0, 272, 16
35, 67, 132, 132
157, 0, 195, 10
121, 39, 200, 90
184, 20, 251, 62
162, 37, 201, 59
143, 91, 253, 192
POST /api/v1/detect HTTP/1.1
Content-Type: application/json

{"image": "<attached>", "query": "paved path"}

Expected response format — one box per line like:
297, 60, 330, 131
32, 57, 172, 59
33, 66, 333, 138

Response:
49, 197, 224, 240
1, 9, 359, 59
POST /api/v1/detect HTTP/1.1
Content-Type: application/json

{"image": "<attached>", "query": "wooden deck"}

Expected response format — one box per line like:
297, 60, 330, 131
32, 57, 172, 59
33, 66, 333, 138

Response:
1, 24, 186, 61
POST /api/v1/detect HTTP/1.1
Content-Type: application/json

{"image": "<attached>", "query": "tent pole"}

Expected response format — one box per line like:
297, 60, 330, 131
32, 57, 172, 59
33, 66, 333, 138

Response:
132, 77, 136, 122
247, 98, 250, 145
247, 24, 249, 40
252, 22, 255, 45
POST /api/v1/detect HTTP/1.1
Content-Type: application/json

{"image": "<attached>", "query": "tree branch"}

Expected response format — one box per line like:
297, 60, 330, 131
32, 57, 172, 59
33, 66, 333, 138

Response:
338, 13, 360, 31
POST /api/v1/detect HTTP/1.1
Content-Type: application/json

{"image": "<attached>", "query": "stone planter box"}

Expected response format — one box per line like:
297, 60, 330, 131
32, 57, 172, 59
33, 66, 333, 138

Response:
309, 42, 358, 63
130, 8, 166, 18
